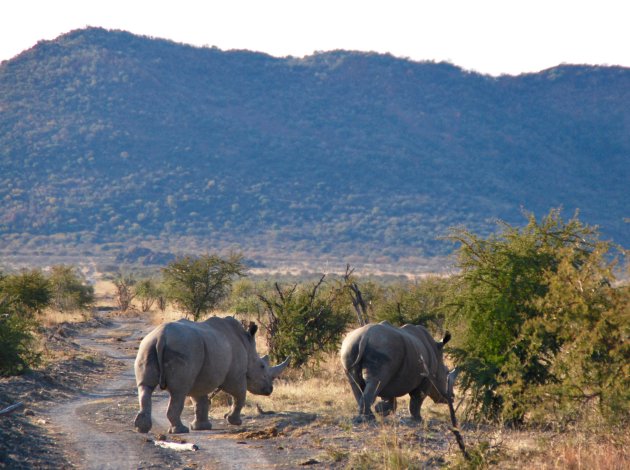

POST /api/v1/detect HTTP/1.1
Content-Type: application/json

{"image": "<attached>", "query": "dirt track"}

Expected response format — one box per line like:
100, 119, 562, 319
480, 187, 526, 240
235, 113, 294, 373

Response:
1, 309, 466, 469
42, 313, 298, 469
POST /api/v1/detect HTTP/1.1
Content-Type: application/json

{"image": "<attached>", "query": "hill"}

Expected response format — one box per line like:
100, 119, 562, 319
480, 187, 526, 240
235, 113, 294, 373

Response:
1, 27, 628, 273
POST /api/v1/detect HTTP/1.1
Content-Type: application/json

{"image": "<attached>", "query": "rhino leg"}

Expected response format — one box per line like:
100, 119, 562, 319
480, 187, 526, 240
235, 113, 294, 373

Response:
345, 369, 374, 423
134, 385, 154, 433
190, 395, 212, 431
409, 390, 427, 422
353, 379, 382, 423
166, 392, 190, 434
224, 389, 245, 426
345, 370, 365, 406
375, 397, 397, 416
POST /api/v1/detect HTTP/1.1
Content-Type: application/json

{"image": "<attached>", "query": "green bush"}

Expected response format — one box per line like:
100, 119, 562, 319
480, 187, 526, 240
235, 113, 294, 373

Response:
373, 276, 450, 334
49, 265, 94, 312
225, 278, 268, 316
258, 277, 353, 367
445, 208, 629, 424
0, 269, 51, 314
135, 278, 160, 312
0, 299, 41, 376
162, 253, 246, 320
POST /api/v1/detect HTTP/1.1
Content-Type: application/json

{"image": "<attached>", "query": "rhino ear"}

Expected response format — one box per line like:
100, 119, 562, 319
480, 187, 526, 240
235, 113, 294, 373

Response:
439, 331, 451, 349
247, 322, 258, 337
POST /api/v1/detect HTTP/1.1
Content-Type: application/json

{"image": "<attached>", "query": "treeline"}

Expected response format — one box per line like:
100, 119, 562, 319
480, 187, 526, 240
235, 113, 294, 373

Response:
1, 209, 628, 427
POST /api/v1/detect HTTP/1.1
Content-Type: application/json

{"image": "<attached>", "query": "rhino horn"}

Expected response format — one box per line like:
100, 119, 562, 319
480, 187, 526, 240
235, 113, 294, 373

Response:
269, 357, 291, 379
447, 368, 459, 398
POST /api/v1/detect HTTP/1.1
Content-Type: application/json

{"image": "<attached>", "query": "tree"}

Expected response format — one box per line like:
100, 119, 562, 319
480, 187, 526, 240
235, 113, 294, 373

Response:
445, 208, 629, 424
258, 275, 353, 367
48, 265, 94, 312
162, 253, 246, 320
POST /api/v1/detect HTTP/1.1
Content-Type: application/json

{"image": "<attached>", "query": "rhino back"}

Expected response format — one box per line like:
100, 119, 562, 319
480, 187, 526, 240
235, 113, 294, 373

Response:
135, 319, 236, 393
341, 323, 440, 398
400, 324, 442, 375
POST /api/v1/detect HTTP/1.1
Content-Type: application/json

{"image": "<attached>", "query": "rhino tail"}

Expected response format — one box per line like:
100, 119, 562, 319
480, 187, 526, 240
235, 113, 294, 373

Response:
349, 332, 369, 370
156, 335, 167, 390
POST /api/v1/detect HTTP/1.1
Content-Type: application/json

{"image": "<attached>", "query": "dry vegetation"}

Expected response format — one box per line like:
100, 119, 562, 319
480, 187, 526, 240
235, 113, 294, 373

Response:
2, 279, 626, 469
126, 287, 629, 469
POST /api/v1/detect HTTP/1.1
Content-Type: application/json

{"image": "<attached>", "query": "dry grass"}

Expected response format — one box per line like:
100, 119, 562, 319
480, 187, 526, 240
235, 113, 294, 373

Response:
38, 280, 628, 469
39, 308, 89, 328
527, 429, 629, 470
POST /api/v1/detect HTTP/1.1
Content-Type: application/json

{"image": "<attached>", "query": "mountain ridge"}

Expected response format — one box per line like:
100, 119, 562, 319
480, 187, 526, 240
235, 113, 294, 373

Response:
1, 27, 628, 271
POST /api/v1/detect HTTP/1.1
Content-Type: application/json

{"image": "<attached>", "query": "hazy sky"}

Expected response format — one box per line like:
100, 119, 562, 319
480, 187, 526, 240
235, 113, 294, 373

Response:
2, 0, 629, 76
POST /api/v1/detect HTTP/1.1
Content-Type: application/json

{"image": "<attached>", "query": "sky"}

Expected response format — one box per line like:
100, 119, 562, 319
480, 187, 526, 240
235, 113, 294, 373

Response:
1, 0, 629, 76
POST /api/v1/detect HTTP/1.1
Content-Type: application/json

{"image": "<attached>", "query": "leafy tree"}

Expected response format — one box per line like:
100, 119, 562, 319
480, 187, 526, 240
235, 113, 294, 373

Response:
48, 265, 94, 312
258, 276, 353, 367
445, 209, 629, 424
0, 269, 51, 315
162, 253, 246, 320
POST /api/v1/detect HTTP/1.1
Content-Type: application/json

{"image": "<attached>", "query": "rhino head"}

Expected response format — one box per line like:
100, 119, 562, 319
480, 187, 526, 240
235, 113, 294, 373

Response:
244, 322, 290, 396
426, 332, 458, 404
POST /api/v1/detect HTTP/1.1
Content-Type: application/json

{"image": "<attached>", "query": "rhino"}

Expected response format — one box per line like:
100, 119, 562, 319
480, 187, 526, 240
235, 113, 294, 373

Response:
340, 321, 457, 422
134, 316, 289, 434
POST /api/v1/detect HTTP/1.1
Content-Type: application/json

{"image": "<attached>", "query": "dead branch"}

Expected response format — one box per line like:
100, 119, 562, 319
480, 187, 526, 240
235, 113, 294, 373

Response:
153, 440, 199, 451
447, 397, 470, 461
344, 264, 369, 325
0, 402, 24, 416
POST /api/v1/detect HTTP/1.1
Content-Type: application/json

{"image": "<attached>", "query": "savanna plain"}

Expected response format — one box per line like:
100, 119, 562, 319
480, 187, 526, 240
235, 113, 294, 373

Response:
1, 266, 628, 469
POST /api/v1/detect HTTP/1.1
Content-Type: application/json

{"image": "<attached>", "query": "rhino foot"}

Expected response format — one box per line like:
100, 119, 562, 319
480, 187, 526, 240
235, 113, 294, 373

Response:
225, 413, 242, 426
352, 414, 376, 425
191, 420, 213, 431
168, 424, 190, 434
375, 401, 396, 416
134, 412, 152, 433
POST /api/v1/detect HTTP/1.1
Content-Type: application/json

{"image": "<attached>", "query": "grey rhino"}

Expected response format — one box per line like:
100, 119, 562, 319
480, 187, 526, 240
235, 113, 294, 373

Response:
134, 316, 289, 434
340, 321, 456, 422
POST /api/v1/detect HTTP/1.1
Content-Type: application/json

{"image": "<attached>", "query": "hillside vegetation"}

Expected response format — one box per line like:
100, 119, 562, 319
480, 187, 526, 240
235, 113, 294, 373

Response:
1, 27, 629, 270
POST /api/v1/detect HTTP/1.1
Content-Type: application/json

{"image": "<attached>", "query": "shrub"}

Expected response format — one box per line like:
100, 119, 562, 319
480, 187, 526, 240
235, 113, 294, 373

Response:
373, 275, 450, 334
225, 278, 268, 316
258, 276, 353, 367
162, 253, 246, 320
48, 265, 94, 312
0, 269, 50, 314
0, 298, 41, 376
113, 273, 136, 312
445, 208, 629, 424
135, 278, 160, 312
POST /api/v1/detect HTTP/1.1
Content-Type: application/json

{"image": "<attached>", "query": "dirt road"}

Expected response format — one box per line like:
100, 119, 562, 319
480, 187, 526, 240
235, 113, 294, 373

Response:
41, 312, 297, 469
1, 310, 460, 469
